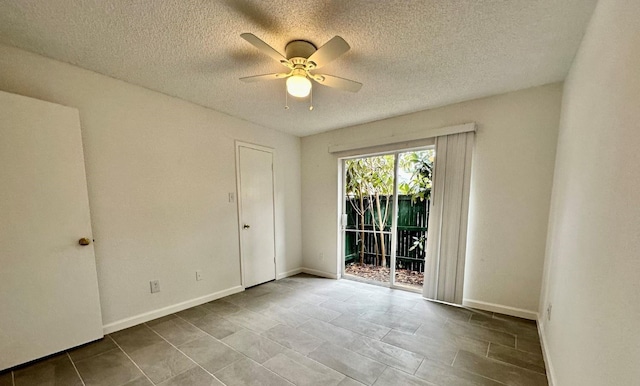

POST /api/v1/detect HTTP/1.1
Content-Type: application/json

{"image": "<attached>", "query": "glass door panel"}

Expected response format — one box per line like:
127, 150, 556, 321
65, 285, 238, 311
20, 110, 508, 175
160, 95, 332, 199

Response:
343, 154, 395, 285
392, 149, 435, 291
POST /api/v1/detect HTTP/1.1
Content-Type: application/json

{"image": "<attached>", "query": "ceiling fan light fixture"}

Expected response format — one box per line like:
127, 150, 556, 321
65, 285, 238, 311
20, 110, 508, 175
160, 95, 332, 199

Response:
286, 75, 312, 98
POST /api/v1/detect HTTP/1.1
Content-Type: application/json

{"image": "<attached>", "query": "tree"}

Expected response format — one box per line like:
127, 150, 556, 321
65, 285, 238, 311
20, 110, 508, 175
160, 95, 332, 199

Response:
398, 149, 434, 253
367, 155, 394, 267
345, 159, 370, 265
398, 150, 434, 203
345, 155, 394, 267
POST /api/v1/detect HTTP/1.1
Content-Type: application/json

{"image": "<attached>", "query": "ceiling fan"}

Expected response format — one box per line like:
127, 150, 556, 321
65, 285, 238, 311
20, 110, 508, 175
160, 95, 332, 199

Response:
239, 33, 362, 100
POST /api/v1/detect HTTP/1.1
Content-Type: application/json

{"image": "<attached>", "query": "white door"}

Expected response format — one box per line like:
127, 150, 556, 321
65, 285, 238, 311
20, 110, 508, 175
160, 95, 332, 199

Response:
237, 145, 276, 288
0, 91, 103, 371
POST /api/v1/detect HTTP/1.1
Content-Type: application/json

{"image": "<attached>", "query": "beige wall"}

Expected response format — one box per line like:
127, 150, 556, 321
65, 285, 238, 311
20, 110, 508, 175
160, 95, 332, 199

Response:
538, 0, 640, 384
0, 44, 302, 331
301, 83, 562, 317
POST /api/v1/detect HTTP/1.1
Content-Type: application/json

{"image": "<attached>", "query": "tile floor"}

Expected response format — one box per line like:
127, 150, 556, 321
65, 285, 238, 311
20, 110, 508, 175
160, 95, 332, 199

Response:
0, 274, 548, 386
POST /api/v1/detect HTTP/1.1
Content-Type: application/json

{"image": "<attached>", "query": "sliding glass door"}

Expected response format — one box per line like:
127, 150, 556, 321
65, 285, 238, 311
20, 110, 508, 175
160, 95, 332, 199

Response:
341, 148, 434, 292
343, 154, 395, 285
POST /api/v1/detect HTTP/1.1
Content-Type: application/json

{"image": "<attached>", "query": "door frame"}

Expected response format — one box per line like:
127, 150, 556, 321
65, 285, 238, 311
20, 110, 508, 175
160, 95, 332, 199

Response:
235, 141, 277, 288
338, 145, 435, 293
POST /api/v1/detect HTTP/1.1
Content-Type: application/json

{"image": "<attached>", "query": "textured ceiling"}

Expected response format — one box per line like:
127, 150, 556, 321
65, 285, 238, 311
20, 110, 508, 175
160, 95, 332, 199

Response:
0, 0, 597, 136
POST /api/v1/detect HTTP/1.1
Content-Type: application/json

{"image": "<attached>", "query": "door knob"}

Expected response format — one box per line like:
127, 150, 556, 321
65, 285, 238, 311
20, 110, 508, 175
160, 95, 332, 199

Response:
78, 238, 91, 246
243, 224, 250, 229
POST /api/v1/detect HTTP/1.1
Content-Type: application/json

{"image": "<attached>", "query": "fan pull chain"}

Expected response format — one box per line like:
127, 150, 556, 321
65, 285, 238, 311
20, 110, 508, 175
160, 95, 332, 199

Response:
284, 87, 289, 110
309, 87, 314, 111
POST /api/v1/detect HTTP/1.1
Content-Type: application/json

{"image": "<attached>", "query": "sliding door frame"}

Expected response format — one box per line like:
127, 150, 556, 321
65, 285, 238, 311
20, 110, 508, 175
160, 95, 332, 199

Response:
339, 145, 434, 293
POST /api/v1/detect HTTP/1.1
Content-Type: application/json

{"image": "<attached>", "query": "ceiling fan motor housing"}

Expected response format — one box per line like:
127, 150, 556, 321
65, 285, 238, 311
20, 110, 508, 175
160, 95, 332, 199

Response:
285, 40, 317, 61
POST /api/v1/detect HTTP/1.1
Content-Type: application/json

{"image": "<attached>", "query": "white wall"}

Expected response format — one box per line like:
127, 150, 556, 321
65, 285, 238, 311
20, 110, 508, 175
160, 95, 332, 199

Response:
0, 44, 302, 330
302, 83, 562, 317
538, 0, 640, 384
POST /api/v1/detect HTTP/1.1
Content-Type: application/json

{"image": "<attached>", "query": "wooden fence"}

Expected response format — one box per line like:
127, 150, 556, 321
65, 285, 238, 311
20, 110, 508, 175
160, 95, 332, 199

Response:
344, 195, 429, 272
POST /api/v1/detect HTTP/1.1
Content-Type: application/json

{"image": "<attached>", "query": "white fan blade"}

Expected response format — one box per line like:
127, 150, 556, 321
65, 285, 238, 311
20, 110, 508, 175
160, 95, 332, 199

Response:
240, 73, 291, 82
307, 36, 350, 69
240, 33, 291, 68
313, 74, 362, 92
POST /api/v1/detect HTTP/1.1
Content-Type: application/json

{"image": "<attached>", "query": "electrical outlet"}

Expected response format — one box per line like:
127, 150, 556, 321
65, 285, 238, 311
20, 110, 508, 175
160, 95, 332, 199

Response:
150, 280, 160, 293
196, 270, 203, 281
228, 192, 235, 203
547, 303, 552, 321
319, 252, 324, 261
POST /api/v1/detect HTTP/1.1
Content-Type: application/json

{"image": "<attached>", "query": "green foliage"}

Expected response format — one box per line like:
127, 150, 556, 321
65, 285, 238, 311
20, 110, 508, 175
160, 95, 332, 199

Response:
409, 235, 426, 252
398, 150, 434, 203
345, 155, 395, 198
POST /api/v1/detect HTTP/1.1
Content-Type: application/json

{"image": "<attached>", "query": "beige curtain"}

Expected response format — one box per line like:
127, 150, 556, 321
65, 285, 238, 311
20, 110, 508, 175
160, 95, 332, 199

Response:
423, 131, 474, 304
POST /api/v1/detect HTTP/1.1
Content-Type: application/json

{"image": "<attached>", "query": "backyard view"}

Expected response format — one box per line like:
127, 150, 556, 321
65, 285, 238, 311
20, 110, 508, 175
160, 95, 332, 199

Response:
343, 149, 434, 290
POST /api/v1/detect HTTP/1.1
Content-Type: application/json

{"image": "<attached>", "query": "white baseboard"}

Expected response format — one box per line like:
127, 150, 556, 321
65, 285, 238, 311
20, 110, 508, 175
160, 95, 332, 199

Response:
537, 320, 557, 386
462, 299, 538, 320
301, 267, 339, 279
277, 268, 302, 279
102, 285, 244, 334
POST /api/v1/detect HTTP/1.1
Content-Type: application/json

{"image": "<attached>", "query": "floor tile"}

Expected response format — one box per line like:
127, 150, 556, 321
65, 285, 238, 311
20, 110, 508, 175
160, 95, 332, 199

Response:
493, 313, 539, 327
127, 341, 195, 384
415, 357, 504, 386
263, 350, 345, 386
453, 350, 548, 386
381, 329, 457, 365
368, 294, 418, 310
122, 378, 154, 386
487, 343, 546, 374
262, 324, 323, 355
175, 306, 211, 324
311, 287, 353, 301
262, 292, 304, 309
157, 366, 223, 386
338, 377, 367, 386
239, 295, 277, 313
278, 277, 310, 288
214, 358, 293, 386
223, 309, 280, 333
289, 292, 331, 306
412, 301, 473, 322
319, 298, 368, 315
68, 337, 118, 361
222, 329, 285, 364
200, 299, 242, 316
293, 302, 342, 322
0, 372, 11, 386
74, 349, 145, 386
6, 274, 549, 386
147, 317, 205, 346
146, 314, 178, 327
516, 336, 544, 356
14, 354, 83, 386
258, 304, 311, 327
414, 320, 489, 356
359, 310, 422, 333
444, 320, 516, 347
372, 366, 433, 386
308, 342, 386, 386
223, 292, 257, 308
330, 314, 391, 340
349, 335, 424, 374
190, 313, 243, 339
469, 314, 540, 339
298, 318, 360, 348
243, 284, 275, 298
177, 335, 243, 374
110, 325, 164, 353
